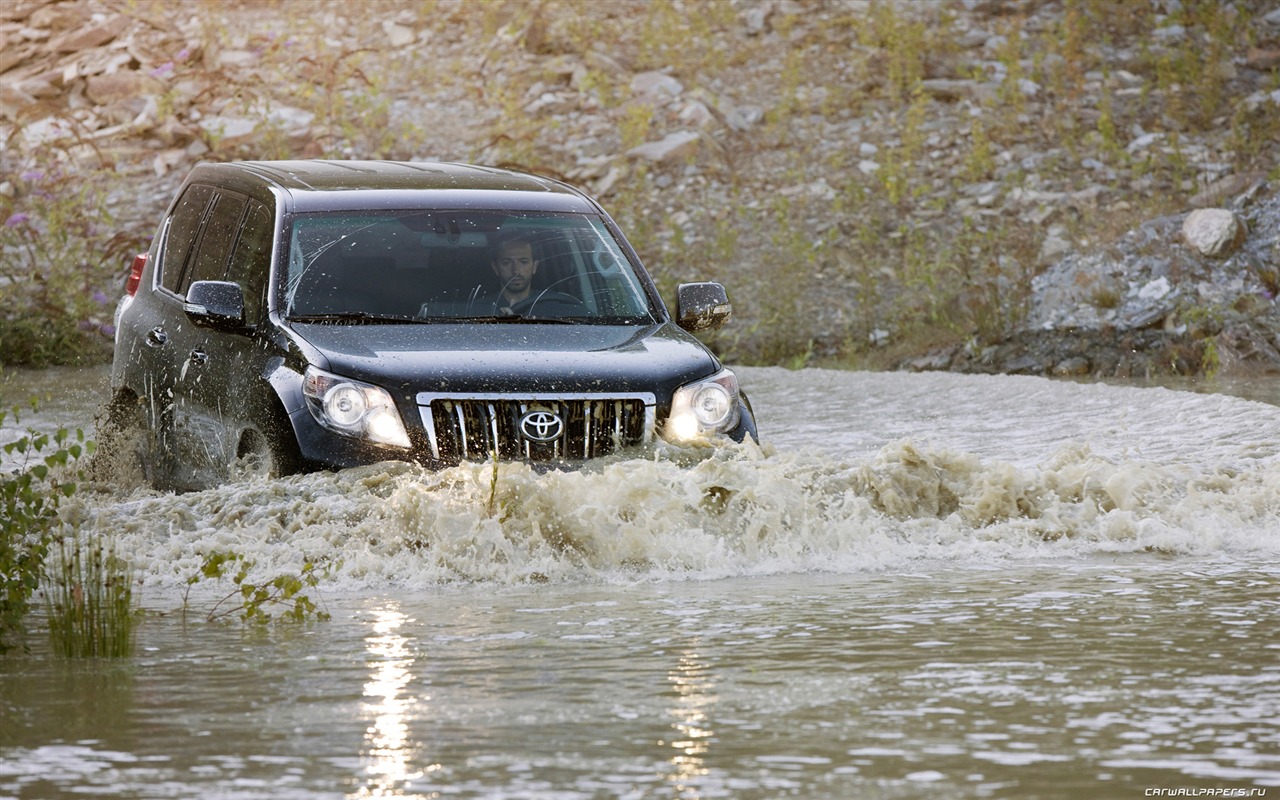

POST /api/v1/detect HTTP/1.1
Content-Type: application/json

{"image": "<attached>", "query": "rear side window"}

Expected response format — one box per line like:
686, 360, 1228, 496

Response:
160, 184, 214, 294
225, 200, 273, 323
182, 192, 247, 292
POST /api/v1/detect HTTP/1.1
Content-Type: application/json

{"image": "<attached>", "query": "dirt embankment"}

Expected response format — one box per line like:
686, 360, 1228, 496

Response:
2, 0, 1278, 374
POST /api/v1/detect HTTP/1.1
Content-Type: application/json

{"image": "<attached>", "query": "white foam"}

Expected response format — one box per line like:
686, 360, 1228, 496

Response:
40, 368, 1280, 592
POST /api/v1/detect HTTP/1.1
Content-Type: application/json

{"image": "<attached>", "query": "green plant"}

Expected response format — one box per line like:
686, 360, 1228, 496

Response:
619, 103, 654, 151
859, 1, 930, 104
1199, 336, 1221, 378
46, 532, 135, 658
0, 164, 140, 367
634, 0, 734, 74
188, 551, 333, 624
963, 116, 996, 183
1090, 284, 1123, 310
1, 401, 94, 654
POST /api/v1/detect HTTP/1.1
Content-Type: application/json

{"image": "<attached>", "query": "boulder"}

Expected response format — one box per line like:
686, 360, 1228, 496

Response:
1182, 209, 1247, 258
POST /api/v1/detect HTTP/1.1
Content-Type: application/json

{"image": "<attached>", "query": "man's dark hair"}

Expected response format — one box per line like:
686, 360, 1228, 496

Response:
490, 231, 537, 259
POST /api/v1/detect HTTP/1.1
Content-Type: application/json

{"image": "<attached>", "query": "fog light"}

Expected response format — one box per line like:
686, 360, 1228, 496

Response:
668, 413, 700, 442
366, 408, 404, 444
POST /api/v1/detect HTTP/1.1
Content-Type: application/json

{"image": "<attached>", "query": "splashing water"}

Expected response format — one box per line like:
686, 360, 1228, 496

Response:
53, 367, 1280, 595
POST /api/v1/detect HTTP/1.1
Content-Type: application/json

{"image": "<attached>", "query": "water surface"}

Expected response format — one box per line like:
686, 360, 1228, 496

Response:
2, 365, 1278, 798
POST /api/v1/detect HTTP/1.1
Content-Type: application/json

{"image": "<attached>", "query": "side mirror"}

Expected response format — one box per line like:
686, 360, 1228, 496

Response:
675, 282, 732, 332
184, 280, 245, 329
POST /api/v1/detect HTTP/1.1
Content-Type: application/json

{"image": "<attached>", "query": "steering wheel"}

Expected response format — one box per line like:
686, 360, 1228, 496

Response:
510, 290, 589, 317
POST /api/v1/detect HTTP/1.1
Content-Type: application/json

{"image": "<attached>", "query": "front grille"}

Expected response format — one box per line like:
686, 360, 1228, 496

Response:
416, 392, 655, 464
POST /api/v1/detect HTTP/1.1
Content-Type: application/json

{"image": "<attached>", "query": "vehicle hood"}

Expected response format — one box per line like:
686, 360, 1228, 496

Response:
289, 322, 719, 397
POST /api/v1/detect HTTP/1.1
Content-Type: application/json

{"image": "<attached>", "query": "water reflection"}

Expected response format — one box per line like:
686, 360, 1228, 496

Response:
665, 650, 717, 798
354, 604, 437, 798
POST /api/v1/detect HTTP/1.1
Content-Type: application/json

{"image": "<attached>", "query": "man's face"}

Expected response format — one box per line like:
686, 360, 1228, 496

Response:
492, 241, 537, 297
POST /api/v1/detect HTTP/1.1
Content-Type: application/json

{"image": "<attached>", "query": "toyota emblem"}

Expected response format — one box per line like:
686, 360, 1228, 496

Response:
519, 409, 564, 442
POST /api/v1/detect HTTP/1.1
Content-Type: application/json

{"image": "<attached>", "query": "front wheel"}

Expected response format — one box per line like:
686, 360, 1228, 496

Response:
232, 423, 302, 482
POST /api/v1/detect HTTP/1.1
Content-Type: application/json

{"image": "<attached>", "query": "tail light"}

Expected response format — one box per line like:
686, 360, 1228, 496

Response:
125, 253, 147, 296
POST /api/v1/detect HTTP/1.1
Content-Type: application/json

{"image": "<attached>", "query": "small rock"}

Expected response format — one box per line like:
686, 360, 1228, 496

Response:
919, 78, 995, 103
908, 350, 952, 371
1038, 232, 1072, 263
197, 115, 259, 147
152, 148, 187, 177
1138, 276, 1172, 300
1004, 355, 1043, 373
626, 131, 700, 164
630, 71, 683, 104
19, 116, 75, 148
722, 103, 762, 131
1052, 357, 1090, 376
1188, 173, 1265, 208
217, 49, 259, 69
48, 17, 127, 52
594, 165, 624, 196
743, 5, 771, 35
678, 100, 716, 129
1246, 48, 1280, 71
381, 20, 416, 47
86, 71, 162, 105
1126, 132, 1164, 153
1182, 208, 1247, 258
1126, 306, 1167, 329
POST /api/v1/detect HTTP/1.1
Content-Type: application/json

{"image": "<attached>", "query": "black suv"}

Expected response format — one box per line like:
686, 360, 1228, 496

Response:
110, 160, 756, 490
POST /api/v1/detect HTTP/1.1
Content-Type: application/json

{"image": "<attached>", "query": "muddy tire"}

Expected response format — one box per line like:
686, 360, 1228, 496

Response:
90, 391, 157, 488
232, 423, 301, 482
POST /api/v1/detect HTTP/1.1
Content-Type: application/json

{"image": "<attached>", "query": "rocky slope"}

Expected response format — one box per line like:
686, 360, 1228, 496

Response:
2, 0, 1278, 375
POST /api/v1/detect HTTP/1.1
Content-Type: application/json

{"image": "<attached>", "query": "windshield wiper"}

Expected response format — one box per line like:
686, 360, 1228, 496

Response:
287, 312, 423, 324
428, 315, 586, 325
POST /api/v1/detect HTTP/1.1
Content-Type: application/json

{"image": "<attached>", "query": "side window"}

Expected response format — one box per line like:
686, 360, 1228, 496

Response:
160, 184, 215, 294
182, 192, 247, 293
226, 200, 273, 324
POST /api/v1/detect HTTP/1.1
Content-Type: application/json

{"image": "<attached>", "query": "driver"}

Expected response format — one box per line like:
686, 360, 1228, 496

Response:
490, 233, 539, 314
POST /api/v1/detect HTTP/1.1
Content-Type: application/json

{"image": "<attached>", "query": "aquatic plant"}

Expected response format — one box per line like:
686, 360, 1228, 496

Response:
0, 400, 94, 654
45, 532, 135, 658
188, 550, 333, 624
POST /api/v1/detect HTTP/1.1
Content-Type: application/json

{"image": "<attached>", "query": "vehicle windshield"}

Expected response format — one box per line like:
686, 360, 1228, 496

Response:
281, 210, 659, 324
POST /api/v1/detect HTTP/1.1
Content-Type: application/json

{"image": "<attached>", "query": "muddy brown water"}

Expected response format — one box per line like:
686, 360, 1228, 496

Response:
2, 364, 1278, 798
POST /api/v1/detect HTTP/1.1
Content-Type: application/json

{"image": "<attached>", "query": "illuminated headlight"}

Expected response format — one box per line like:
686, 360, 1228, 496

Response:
303, 367, 410, 448
664, 368, 742, 443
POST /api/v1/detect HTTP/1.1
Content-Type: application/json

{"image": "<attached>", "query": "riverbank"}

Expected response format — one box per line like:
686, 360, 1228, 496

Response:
2, 0, 1278, 374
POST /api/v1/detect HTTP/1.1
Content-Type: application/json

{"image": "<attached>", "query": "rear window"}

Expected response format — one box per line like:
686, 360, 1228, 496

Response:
160, 184, 214, 294
182, 192, 247, 292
